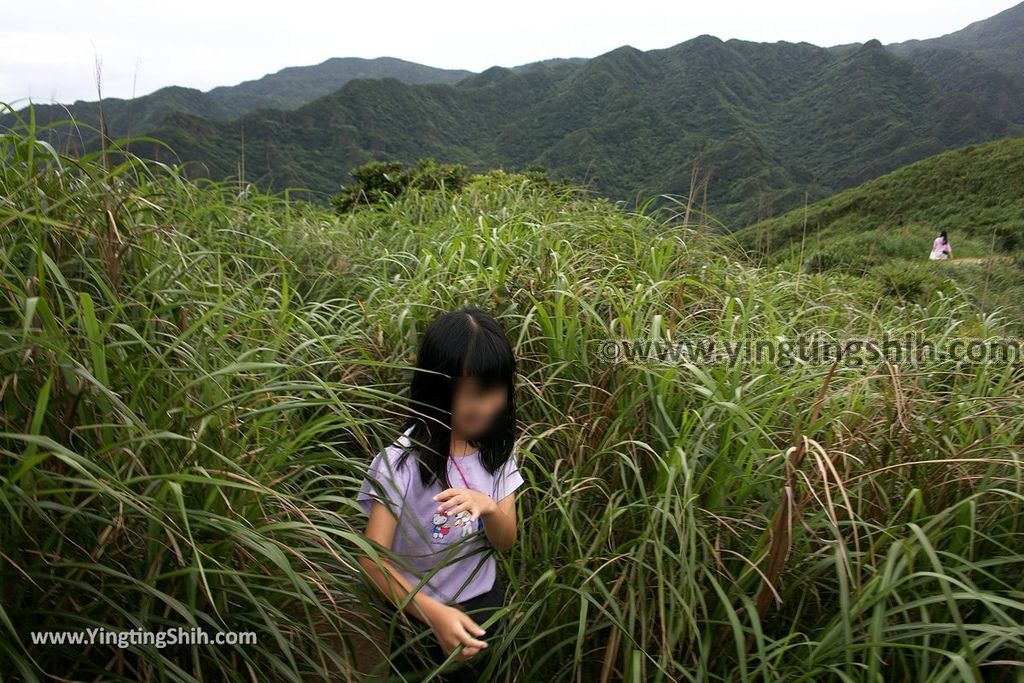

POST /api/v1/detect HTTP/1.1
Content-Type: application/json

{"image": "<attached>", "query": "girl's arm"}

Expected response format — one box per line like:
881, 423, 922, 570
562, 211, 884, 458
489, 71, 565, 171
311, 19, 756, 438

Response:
359, 502, 488, 659
480, 493, 517, 551
359, 501, 440, 624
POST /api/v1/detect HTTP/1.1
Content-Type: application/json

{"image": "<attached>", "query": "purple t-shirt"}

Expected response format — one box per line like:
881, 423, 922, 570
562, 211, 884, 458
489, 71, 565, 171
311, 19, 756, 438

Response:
357, 428, 525, 604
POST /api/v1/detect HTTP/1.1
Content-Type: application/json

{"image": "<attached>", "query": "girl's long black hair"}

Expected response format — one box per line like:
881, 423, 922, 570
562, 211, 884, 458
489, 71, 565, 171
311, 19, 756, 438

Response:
398, 306, 517, 488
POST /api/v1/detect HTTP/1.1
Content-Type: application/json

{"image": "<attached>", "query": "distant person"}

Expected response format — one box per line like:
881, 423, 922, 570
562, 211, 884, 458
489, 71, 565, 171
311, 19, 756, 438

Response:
929, 231, 952, 260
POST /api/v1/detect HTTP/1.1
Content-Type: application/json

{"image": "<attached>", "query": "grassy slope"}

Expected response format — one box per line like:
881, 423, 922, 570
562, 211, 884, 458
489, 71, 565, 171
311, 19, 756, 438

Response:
735, 138, 1024, 327
3, 124, 1024, 681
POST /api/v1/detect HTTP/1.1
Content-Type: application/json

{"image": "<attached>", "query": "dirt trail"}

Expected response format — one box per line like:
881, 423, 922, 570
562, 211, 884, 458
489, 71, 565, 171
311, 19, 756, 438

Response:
942, 256, 1014, 265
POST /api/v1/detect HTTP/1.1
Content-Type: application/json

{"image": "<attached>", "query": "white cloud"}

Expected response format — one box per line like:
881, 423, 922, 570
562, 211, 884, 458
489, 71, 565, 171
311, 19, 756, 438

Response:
1, 0, 1016, 104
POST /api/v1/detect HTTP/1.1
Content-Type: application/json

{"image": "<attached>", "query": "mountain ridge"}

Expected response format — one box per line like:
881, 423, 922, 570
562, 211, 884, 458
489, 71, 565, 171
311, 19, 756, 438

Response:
1, 56, 475, 145
132, 27, 1024, 226
887, 1, 1024, 81
7, 3, 1024, 228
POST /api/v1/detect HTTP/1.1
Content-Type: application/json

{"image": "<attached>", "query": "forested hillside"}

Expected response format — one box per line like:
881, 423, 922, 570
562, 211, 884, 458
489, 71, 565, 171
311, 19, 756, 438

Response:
137, 38, 1024, 227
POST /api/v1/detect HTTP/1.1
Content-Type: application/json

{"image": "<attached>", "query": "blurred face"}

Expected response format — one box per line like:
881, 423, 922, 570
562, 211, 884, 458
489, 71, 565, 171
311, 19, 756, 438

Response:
451, 376, 507, 439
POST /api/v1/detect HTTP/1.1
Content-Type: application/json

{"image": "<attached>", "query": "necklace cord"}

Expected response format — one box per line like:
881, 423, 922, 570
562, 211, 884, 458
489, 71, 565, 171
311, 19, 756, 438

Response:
449, 449, 472, 489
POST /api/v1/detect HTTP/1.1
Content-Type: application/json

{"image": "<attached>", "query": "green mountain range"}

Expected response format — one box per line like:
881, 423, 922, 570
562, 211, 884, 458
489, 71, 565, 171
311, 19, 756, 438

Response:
7, 3, 1024, 228
1, 57, 472, 148
138, 32, 1024, 227
887, 1, 1024, 81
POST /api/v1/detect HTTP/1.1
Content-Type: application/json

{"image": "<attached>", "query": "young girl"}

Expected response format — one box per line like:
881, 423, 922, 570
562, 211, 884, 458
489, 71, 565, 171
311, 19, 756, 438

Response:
357, 306, 524, 682
930, 231, 953, 260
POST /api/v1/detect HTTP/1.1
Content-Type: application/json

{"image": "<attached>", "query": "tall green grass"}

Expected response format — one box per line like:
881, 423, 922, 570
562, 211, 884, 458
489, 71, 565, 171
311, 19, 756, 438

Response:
2, 110, 1024, 682
734, 138, 1024, 328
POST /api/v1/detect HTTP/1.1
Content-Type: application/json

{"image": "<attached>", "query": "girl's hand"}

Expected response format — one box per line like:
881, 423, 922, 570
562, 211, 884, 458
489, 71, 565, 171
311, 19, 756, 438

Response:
426, 603, 488, 660
434, 488, 496, 522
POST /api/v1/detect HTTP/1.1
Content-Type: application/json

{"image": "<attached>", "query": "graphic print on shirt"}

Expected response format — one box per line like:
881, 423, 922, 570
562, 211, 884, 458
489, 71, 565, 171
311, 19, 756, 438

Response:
430, 509, 477, 543
428, 455, 486, 543
452, 510, 476, 537
431, 512, 451, 540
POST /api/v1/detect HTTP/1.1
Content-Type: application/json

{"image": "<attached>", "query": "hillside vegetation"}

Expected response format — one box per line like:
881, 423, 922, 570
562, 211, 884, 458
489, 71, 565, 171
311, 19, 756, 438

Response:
888, 1, 1024, 82
132, 37, 1024, 229
0, 57, 473, 148
3, 121, 1024, 682
736, 138, 1024, 327
8, 4, 1024, 231
13, 21, 1024, 230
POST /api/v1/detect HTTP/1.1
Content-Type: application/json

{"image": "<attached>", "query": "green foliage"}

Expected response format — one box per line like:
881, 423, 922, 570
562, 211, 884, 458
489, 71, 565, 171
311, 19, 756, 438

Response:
738, 138, 1024, 325
3, 120, 1024, 682
332, 159, 407, 211
330, 159, 574, 212
405, 158, 469, 192
888, 2, 1024, 83
0, 58, 472, 146
331, 158, 468, 212
26, 22, 1024, 228
868, 260, 945, 300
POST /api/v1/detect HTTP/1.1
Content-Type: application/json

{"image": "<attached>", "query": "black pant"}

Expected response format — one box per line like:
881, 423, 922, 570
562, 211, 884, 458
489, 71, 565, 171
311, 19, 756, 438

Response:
379, 578, 505, 683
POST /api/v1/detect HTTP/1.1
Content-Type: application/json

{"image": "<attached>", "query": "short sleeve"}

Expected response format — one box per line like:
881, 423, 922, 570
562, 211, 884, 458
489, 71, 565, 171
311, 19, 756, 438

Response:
356, 448, 411, 520
492, 452, 525, 502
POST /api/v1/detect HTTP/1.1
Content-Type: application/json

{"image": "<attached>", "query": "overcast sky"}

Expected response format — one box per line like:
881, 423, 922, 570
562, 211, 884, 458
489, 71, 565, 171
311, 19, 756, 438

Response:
2, 0, 1016, 105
